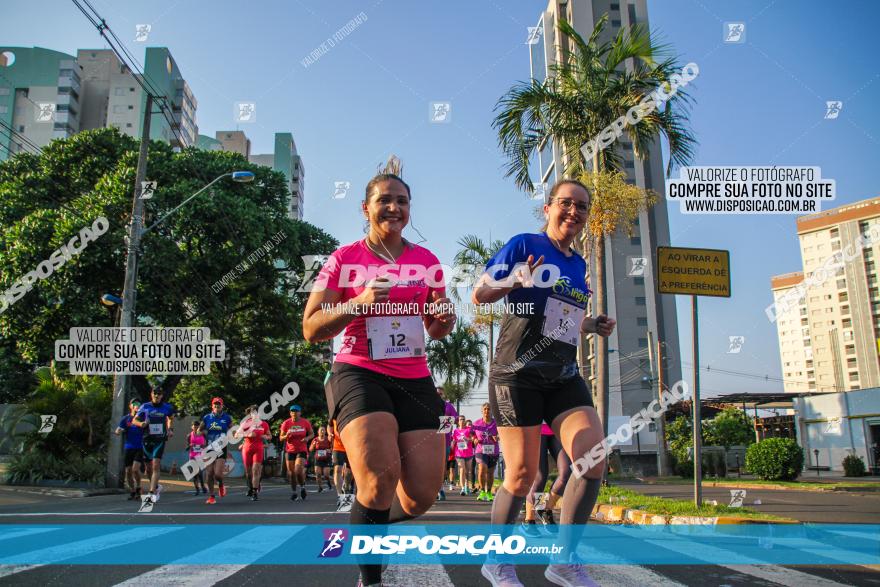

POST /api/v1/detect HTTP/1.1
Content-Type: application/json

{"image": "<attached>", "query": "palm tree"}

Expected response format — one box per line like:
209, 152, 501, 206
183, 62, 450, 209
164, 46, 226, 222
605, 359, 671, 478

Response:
427, 321, 488, 412
492, 15, 696, 436
451, 234, 504, 365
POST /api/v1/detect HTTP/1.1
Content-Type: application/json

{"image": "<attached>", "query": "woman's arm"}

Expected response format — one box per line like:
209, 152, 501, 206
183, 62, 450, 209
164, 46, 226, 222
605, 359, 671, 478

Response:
302, 278, 393, 342
472, 254, 545, 305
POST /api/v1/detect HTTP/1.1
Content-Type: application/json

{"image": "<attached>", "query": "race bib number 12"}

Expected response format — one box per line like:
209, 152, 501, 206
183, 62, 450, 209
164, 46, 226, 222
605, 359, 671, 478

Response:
366, 315, 425, 360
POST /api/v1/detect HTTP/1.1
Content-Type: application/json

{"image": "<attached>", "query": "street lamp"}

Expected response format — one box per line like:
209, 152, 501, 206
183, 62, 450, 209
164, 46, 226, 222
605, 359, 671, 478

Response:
141, 171, 255, 236
100, 293, 122, 326
106, 170, 255, 488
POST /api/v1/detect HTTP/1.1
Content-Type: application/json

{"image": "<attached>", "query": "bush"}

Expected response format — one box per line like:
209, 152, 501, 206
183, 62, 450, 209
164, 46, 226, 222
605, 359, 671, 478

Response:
5, 441, 105, 486
842, 454, 866, 477
745, 438, 804, 481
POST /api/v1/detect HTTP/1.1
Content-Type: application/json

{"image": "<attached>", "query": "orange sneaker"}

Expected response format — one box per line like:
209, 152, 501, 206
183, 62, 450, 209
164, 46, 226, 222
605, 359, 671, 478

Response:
206, 496, 216, 505
218, 485, 227, 498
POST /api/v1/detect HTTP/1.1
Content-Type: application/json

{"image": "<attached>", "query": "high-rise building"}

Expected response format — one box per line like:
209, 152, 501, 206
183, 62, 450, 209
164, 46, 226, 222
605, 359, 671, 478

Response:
771, 197, 880, 392
78, 48, 197, 148
0, 47, 82, 159
0, 46, 196, 161
531, 0, 683, 472
249, 133, 304, 220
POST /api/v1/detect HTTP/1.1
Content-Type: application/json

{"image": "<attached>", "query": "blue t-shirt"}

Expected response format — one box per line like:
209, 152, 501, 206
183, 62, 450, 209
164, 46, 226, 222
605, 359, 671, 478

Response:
118, 415, 144, 450
136, 402, 176, 440
484, 232, 590, 377
202, 412, 233, 443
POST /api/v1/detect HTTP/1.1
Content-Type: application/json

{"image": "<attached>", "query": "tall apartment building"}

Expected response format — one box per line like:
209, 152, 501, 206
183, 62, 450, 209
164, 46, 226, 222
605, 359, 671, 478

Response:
0, 47, 82, 159
0, 46, 196, 162
199, 130, 305, 220
77, 48, 197, 148
532, 0, 682, 472
771, 197, 880, 393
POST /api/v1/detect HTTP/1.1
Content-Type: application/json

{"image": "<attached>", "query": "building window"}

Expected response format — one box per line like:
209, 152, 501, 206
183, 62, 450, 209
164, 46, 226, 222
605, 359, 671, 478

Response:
610, 2, 620, 9
634, 276, 644, 285
839, 292, 848, 302
830, 227, 839, 238
636, 316, 647, 326
847, 358, 857, 369
631, 236, 641, 245
849, 372, 859, 382
841, 305, 849, 315
611, 19, 621, 27
836, 279, 846, 289
638, 338, 648, 348
845, 344, 855, 354
635, 296, 646, 306
842, 318, 852, 328
114, 87, 125, 96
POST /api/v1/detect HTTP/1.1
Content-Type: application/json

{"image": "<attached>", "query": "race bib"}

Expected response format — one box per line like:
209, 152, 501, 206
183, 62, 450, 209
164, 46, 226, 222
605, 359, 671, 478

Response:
148, 423, 164, 436
542, 297, 584, 346
317, 449, 328, 458
481, 445, 496, 455
457, 441, 468, 451
366, 315, 425, 360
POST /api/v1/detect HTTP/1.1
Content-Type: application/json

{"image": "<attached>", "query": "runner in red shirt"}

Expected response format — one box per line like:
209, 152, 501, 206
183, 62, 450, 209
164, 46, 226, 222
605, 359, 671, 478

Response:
279, 405, 313, 500
235, 404, 272, 501
309, 426, 333, 493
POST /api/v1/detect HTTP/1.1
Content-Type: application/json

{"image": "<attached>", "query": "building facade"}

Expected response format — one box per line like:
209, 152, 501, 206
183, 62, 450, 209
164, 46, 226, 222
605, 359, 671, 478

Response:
531, 0, 683, 471
772, 197, 880, 393
0, 47, 82, 159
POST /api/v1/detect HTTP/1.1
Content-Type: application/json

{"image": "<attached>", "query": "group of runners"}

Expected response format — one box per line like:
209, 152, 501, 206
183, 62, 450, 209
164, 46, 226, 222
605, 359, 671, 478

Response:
301, 171, 614, 587
112, 170, 613, 586
115, 392, 346, 505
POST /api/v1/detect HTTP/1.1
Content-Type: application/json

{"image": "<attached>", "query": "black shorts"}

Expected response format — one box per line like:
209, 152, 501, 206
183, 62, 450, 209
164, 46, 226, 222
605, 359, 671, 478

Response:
288, 451, 308, 461
142, 438, 166, 460
476, 453, 499, 468
315, 459, 332, 468
489, 369, 593, 428
124, 448, 144, 467
325, 362, 444, 433
332, 451, 348, 467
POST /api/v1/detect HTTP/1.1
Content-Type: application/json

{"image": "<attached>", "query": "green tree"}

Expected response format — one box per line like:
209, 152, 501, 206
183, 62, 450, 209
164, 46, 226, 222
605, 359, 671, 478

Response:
704, 407, 754, 449
451, 234, 504, 365
427, 321, 488, 411
0, 127, 335, 418
493, 15, 696, 435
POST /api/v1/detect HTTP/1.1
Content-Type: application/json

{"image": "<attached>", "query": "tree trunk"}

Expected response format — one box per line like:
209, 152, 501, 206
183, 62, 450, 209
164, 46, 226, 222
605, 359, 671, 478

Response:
488, 315, 494, 366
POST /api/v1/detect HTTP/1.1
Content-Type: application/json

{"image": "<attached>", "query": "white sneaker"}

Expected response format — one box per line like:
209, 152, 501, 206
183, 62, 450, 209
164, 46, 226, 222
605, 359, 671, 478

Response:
154, 484, 163, 502
481, 562, 523, 587
545, 564, 600, 587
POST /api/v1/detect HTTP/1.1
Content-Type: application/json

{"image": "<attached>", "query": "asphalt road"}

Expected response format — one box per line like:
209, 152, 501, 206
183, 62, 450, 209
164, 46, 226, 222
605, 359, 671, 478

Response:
0, 480, 877, 587
616, 481, 880, 523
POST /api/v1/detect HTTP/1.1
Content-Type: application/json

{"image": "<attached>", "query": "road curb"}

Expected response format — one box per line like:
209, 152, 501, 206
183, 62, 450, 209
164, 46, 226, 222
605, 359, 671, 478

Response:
1, 485, 127, 498
590, 503, 797, 525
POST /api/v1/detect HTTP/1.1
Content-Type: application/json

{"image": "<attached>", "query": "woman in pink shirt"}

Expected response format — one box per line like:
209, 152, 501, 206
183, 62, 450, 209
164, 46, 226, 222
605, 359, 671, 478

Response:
452, 415, 475, 495
303, 164, 457, 587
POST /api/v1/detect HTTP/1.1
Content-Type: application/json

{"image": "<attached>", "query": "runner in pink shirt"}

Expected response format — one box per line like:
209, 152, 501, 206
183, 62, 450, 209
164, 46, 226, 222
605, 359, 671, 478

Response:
472, 403, 500, 501
452, 415, 475, 495
302, 165, 458, 587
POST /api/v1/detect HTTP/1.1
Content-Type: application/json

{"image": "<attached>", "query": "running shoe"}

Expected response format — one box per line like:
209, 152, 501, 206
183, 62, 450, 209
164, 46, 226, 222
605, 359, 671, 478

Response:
251, 492, 259, 502
544, 564, 600, 587
127, 491, 136, 501
291, 492, 298, 501
219, 483, 227, 498
327, 479, 333, 490
521, 520, 541, 537
438, 489, 446, 501
206, 495, 216, 505
154, 484, 162, 502
300, 486, 307, 500
481, 562, 524, 587
539, 509, 556, 526
247, 488, 254, 497
318, 485, 324, 493
194, 487, 201, 495
460, 487, 467, 496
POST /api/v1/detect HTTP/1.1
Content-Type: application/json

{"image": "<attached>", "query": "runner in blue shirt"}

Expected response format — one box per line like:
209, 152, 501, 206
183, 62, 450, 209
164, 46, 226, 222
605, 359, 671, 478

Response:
132, 386, 176, 504
199, 396, 233, 504
473, 179, 615, 587
114, 398, 146, 500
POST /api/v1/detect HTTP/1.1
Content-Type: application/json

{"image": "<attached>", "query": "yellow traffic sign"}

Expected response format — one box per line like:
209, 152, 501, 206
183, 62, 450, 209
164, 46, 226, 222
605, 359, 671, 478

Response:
657, 246, 731, 297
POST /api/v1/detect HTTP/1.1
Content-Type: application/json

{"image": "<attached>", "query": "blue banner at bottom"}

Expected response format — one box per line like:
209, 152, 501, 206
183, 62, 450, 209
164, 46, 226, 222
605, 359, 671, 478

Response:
0, 524, 877, 565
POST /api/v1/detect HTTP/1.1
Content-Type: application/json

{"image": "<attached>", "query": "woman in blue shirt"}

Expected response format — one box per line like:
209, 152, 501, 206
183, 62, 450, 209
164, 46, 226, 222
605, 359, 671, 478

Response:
473, 179, 615, 587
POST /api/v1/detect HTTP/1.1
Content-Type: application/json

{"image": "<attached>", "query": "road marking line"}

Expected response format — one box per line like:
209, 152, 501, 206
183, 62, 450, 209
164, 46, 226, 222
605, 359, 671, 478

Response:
113, 526, 303, 586
721, 564, 852, 587
584, 565, 687, 586
383, 564, 455, 587
0, 509, 487, 517
0, 526, 181, 577
0, 527, 61, 542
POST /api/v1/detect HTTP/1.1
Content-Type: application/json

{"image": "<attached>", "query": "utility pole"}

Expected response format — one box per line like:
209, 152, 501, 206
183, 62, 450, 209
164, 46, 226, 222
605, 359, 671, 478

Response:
106, 94, 153, 488
648, 332, 669, 477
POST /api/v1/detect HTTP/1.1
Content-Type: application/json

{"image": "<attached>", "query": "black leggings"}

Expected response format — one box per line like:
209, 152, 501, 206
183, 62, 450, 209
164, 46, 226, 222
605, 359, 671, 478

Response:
527, 434, 572, 505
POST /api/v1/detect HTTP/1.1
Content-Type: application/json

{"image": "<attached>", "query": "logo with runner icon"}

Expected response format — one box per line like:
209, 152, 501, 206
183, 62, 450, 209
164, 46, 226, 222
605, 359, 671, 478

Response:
319, 528, 348, 558
138, 494, 155, 513
391, 319, 400, 329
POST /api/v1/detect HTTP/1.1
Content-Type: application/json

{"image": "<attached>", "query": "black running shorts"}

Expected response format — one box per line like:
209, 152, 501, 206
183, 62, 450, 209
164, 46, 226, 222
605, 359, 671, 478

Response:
489, 369, 593, 428
325, 362, 443, 434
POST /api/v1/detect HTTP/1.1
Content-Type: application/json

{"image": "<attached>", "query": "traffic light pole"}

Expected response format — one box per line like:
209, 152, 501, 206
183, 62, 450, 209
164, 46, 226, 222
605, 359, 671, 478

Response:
106, 94, 152, 488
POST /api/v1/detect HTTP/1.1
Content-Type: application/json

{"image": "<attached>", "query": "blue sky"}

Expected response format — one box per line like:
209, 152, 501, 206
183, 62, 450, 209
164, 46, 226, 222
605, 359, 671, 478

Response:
3, 0, 879, 418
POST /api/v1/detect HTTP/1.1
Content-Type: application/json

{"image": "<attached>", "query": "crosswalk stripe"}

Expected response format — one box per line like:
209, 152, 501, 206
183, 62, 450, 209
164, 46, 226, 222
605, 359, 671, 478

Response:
0, 527, 60, 542
113, 526, 305, 586
0, 526, 181, 578
584, 565, 687, 586
601, 525, 853, 587
826, 529, 880, 543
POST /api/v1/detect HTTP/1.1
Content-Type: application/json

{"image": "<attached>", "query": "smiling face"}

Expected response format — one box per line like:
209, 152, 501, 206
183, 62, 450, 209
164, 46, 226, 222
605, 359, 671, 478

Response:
458, 416, 467, 429
481, 405, 490, 421
363, 178, 410, 237
544, 182, 590, 241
